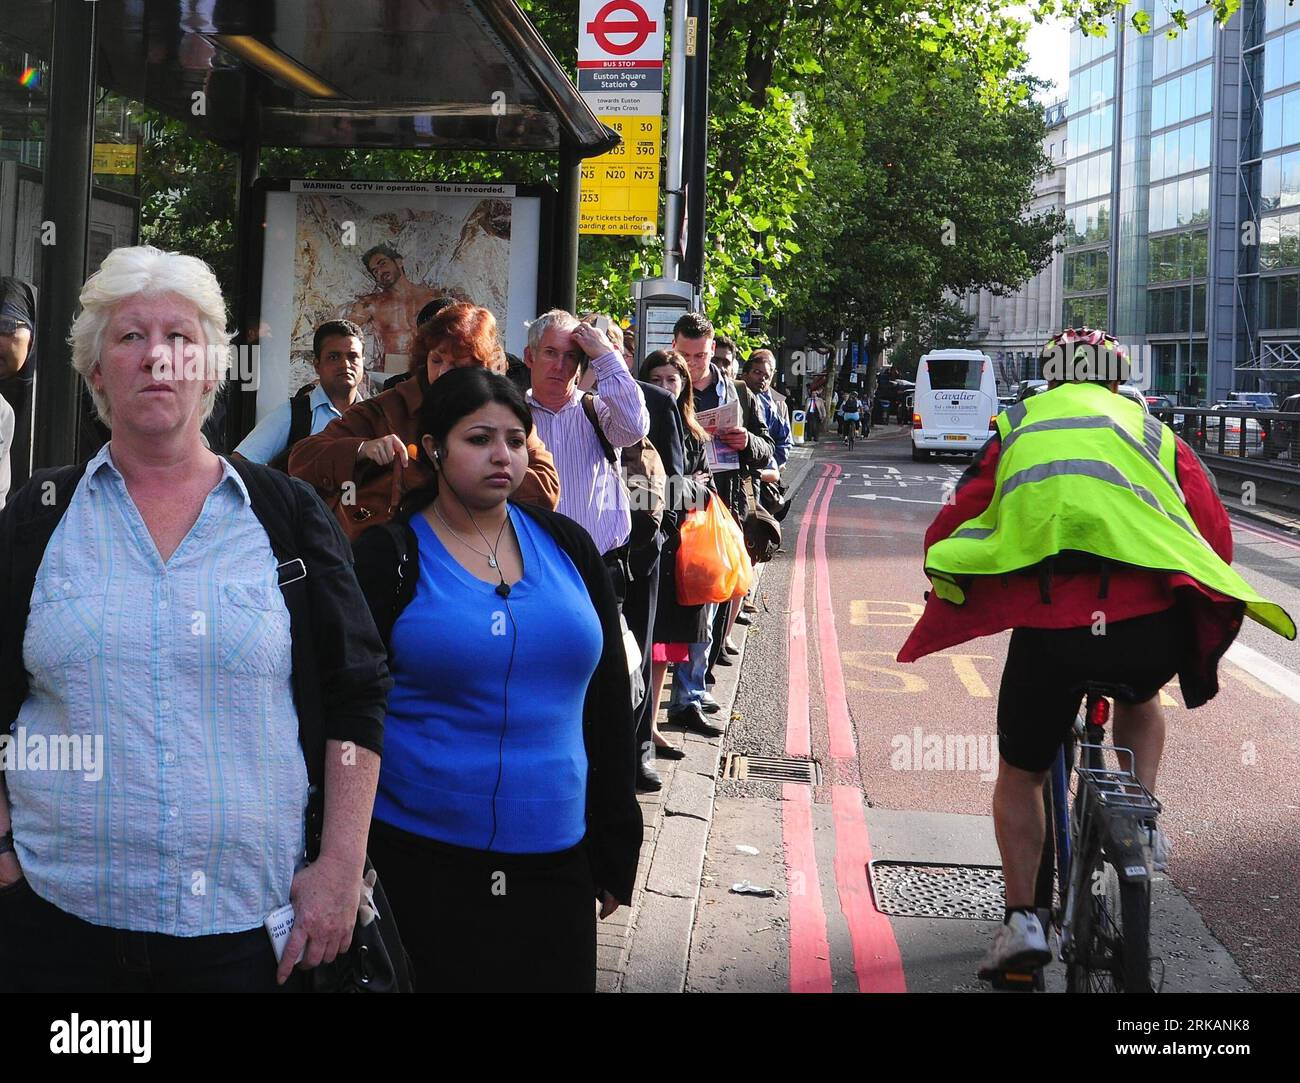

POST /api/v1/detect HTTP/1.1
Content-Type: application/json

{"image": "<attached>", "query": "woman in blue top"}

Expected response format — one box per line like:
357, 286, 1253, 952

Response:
352, 367, 641, 992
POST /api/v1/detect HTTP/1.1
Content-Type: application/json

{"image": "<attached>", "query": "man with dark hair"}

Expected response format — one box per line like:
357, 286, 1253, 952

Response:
742, 349, 792, 467
234, 319, 368, 468
713, 335, 738, 381
666, 312, 774, 737
0, 276, 37, 492
345, 245, 437, 375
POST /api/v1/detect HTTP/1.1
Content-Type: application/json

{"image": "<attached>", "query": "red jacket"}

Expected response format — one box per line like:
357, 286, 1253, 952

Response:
897, 431, 1244, 708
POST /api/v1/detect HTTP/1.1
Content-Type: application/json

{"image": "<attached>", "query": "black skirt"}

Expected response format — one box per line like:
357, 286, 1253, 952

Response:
367, 818, 597, 993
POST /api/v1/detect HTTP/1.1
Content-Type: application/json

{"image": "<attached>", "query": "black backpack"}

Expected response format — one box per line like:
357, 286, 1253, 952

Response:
267, 386, 316, 473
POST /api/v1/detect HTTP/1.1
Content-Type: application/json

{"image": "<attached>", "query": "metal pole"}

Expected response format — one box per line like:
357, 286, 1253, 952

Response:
662, 0, 687, 280
682, 0, 710, 288
557, 145, 582, 311
34, 0, 97, 468
229, 79, 263, 449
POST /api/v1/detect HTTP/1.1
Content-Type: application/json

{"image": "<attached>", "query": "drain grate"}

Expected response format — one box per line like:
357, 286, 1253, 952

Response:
723, 754, 819, 785
868, 861, 1005, 921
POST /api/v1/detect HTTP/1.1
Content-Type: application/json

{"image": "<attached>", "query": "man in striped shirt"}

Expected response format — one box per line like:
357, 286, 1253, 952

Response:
524, 310, 649, 584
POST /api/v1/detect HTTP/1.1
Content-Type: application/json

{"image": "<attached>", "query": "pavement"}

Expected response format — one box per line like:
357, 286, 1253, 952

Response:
595, 448, 818, 993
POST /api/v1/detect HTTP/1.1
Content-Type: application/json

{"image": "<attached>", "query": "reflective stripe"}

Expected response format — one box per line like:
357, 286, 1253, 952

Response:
1005, 401, 1029, 429
1143, 412, 1163, 459
998, 458, 1207, 547
951, 526, 994, 540
1000, 413, 1184, 504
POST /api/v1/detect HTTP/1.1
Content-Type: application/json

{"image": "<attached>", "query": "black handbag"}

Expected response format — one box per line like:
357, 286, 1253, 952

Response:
304, 848, 414, 994
759, 479, 792, 522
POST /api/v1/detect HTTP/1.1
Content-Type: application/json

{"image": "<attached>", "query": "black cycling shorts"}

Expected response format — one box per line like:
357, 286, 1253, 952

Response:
996, 607, 1183, 773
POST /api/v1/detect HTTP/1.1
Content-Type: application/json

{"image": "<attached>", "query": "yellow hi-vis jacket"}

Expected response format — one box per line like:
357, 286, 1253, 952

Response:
924, 382, 1295, 640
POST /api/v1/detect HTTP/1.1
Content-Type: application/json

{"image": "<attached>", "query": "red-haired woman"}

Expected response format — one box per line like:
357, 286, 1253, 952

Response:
289, 303, 558, 540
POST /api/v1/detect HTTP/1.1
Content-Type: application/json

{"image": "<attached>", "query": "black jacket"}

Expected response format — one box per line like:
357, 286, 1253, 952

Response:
351, 500, 644, 904
692, 369, 774, 518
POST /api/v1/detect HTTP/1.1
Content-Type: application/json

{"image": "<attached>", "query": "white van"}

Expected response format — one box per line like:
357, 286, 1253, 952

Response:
910, 349, 999, 462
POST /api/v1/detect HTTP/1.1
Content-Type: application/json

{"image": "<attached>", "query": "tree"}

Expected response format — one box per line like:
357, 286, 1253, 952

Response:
885, 299, 979, 380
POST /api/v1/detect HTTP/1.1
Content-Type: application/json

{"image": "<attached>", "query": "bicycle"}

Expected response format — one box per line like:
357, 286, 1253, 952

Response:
841, 416, 858, 450
990, 681, 1162, 993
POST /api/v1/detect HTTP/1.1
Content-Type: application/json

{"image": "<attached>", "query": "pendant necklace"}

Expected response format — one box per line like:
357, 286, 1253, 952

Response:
433, 503, 508, 570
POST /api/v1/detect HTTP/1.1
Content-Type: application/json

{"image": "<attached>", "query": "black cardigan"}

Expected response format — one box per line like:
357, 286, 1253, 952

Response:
351, 500, 644, 904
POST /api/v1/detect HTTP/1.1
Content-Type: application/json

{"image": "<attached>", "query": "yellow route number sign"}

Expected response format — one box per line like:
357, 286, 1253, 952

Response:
579, 115, 661, 236
93, 143, 137, 175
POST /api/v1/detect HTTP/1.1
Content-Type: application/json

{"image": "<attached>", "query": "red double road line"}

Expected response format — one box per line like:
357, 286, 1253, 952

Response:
783, 783, 834, 992
786, 469, 832, 758
812, 464, 855, 760
783, 460, 907, 992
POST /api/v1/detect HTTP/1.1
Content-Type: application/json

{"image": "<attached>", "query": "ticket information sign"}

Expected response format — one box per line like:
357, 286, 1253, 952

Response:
580, 115, 662, 235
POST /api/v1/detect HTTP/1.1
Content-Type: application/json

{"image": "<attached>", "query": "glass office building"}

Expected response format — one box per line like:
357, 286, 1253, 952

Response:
1061, 0, 1300, 403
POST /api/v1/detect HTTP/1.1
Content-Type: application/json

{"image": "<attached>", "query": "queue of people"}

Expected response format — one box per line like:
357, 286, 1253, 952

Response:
0, 242, 802, 994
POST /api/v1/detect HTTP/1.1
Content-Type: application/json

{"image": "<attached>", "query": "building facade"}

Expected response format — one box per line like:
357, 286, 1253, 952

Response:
954, 99, 1068, 393
1056, 0, 1300, 405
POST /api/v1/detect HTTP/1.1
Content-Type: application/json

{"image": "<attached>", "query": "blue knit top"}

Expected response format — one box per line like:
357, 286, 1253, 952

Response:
373, 507, 602, 852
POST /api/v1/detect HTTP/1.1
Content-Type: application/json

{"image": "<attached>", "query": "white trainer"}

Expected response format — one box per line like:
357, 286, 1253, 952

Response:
1147, 822, 1171, 873
978, 911, 1052, 979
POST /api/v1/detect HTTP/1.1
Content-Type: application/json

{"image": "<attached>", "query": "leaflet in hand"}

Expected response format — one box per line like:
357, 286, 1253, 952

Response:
696, 401, 742, 473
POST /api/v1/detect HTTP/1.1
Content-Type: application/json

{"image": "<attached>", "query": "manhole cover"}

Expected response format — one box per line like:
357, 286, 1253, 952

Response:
868, 861, 1005, 921
723, 754, 818, 785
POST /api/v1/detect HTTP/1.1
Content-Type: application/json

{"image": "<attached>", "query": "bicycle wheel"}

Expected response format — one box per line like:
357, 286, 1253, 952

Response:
1065, 817, 1152, 992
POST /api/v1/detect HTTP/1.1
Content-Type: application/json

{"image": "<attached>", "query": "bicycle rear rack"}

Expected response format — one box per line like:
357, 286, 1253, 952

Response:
1075, 745, 1162, 819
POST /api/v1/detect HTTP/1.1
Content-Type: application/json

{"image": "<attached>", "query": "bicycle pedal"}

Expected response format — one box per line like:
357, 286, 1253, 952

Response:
985, 968, 1044, 992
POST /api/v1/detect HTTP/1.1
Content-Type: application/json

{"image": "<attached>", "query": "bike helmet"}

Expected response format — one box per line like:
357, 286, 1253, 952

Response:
1041, 327, 1129, 384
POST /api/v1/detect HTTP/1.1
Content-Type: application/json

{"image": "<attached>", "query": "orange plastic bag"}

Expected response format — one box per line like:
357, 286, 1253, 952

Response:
677, 494, 748, 605
721, 510, 754, 599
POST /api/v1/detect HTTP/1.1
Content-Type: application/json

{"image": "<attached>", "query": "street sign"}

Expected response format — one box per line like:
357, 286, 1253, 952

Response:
578, 0, 664, 235
93, 143, 136, 175
579, 0, 665, 67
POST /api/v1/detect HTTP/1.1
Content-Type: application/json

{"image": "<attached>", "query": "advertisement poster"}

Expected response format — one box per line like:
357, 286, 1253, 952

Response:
255, 181, 546, 419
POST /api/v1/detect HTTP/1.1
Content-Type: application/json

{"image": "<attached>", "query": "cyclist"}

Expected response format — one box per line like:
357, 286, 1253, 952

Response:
896, 328, 1295, 977
840, 391, 861, 446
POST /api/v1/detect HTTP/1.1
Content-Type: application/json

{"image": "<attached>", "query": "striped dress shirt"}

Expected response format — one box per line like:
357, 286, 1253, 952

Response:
527, 349, 649, 554
8, 444, 307, 935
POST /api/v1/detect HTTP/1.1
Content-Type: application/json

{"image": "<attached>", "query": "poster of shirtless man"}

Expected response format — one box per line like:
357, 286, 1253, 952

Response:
288, 192, 511, 385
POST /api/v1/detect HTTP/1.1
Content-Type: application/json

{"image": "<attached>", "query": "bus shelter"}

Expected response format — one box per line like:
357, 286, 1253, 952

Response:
4, 0, 616, 468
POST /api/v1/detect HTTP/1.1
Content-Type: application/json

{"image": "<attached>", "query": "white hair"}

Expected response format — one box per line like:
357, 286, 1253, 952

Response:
69, 245, 231, 428
526, 308, 580, 354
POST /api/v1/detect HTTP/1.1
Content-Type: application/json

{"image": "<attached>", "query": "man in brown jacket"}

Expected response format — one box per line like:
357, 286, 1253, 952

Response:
289, 303, 560, 540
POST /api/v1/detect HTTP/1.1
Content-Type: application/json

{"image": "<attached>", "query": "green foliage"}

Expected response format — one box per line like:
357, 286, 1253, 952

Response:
885, 298, 979, 380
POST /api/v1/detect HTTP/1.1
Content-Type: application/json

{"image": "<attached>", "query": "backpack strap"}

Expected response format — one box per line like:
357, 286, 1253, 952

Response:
226, 457, 327, 855
580, 393, 618, 465
267, 393, 315, 473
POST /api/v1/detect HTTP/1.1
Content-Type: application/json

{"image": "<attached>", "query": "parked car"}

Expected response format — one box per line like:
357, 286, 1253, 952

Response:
1206, 402, 1265, 454
1014, 379, 1048, 402
1226, 391, 1279, 411
1253, 393, 1300, 459
1144, 393, 1175, 409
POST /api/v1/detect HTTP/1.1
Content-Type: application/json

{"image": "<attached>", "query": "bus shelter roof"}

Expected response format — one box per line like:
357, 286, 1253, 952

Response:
7, 0, 616, 155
